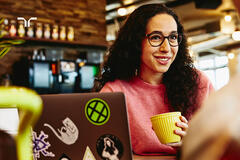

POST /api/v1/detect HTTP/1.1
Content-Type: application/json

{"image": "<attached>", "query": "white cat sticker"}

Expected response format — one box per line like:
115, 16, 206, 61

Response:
44, 117, 79, 145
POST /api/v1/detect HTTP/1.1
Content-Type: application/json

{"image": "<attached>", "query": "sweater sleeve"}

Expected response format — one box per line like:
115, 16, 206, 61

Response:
199, 70, 215, 96
196, 70, 215, 109
187, 70, 215, 119
100, 82, 114, 92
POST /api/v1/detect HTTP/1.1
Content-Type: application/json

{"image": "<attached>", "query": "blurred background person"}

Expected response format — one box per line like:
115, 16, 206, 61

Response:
181, 1, 240, 160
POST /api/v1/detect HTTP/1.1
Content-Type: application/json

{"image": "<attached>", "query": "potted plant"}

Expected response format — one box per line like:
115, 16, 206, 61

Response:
0, 18, 25, 58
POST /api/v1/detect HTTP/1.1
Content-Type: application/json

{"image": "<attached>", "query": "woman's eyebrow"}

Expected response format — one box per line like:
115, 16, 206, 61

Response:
148, 30, 178, 35
148, 31, 163, 34
170, 31, 178, 34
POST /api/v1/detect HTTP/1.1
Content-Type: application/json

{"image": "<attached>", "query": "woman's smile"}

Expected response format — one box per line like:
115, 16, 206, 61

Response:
154, 55, 171, 65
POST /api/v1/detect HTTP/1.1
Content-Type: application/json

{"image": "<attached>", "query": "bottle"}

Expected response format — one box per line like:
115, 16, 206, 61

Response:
39, 49, 46, 61
27, 22, 34, 38
3, 18, 9, 36
9, 20, 17, 37
60, 26, 66, 40
18, 21, 25, 37
67, 26, 74, 41
44, 24, 51, 39
52, 25, 59, 40
32, 49, 38, 60
36, 23, 43, 38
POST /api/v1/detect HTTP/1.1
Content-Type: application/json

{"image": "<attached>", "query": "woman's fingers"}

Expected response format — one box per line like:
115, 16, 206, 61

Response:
176, 122, 188, 130
167, 116, 188, 148
180, 116, 188, 123
175, 116, 188, 131
174, 129, 187, 137
167, 141, 182, 148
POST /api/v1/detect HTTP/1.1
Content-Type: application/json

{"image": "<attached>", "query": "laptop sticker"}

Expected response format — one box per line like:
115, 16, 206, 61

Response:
32, 131, 55, 160
59, 153, 71, 160
83, 146, 96, 160
96, 134, 123, 160
44, 117, 79, 145
85, 98, 110, 125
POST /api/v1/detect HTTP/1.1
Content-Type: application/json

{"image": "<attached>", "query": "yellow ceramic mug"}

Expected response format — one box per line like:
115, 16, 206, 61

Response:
0, 86, 42, 160
151, 112, 181, 144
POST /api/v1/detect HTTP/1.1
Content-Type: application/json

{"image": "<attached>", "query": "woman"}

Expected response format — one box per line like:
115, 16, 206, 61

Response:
94, 4, 213, 155
102, 137, 119, 160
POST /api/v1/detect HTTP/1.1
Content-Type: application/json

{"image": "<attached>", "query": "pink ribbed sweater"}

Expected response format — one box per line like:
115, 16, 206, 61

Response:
100, 71, 213, 155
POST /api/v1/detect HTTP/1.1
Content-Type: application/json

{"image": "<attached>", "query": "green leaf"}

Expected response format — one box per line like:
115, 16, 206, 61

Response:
0, 18, 25, 58
0, 39, 25, 45
0, 47, 11, 58
0, 44, 12, 47
0, 30, 8, 38
0, 40, 12, 45
0, 18, 4, 25
9, 39, 25, 45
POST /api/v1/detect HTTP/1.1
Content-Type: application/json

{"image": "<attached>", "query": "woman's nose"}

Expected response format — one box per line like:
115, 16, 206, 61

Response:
159, 38, 170, 53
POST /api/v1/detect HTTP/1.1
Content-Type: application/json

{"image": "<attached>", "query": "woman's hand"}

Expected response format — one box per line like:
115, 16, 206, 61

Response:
167, 116, 188, 148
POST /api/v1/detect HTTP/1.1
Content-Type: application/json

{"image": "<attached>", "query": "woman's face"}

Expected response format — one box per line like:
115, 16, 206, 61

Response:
141, 13, 179, 76
106, 140, 111, 146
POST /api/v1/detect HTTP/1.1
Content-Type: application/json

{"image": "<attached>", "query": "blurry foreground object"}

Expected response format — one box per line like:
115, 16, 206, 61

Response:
181, 74, 240, 160
0, 129, 18, 159
181, 1, 240, 159
0, 87, 42, 160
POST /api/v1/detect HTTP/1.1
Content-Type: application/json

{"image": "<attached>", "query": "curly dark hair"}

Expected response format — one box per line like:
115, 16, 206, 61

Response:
94, 4, 199, 117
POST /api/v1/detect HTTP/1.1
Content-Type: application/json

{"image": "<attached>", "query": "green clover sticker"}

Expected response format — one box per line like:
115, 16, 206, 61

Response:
85, 98, 110, 125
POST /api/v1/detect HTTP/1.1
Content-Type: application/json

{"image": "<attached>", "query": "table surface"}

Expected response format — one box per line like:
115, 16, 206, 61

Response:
133, 154, 176, 160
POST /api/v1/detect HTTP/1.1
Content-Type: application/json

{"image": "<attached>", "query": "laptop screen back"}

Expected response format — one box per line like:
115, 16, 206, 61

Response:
32, 92, 132, 160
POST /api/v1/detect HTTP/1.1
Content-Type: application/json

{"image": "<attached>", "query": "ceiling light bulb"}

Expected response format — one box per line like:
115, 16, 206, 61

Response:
188, 37, 193, 43
228, 53, 235, 59
224, 15, 232, 22
123, 0, 134, 5
117, 8, 127, 16
232, 31, 240, 41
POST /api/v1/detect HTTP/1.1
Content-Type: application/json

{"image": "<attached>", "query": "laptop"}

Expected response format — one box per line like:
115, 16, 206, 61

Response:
32, 92, 133, 160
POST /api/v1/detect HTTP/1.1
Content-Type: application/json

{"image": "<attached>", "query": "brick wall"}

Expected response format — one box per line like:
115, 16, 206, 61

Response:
0, 0, 106, 44
0, 0, 106, 79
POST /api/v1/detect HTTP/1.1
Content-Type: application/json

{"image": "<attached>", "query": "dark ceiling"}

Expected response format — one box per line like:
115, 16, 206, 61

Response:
105, 0, 223, 24
106, 0, 222, 9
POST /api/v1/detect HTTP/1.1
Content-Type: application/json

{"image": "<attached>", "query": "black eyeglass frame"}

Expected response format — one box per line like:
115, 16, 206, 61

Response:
146, 31, 183, 47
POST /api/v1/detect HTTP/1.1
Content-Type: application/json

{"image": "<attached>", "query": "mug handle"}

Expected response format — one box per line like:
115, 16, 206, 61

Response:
0, 87, 42, 160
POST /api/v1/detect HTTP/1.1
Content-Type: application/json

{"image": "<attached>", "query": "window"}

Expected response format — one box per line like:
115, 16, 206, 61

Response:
197, 55, 229, 90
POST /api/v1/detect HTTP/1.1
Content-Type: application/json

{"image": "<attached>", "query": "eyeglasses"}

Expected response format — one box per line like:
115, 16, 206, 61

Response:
146, 31, 182, 47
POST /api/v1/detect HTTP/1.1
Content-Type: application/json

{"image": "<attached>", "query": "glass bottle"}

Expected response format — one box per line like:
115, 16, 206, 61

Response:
18, 21, 25, 37
44, 24, 50, 39
36, 23, 43, 38
3, 18, 9, 36
67, 26, 74, 41
60, 26, 66, 40
27, 23, 34, 38
32, 49, 38, 60
52, 25, 59, 40
9, 20, 17, 37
